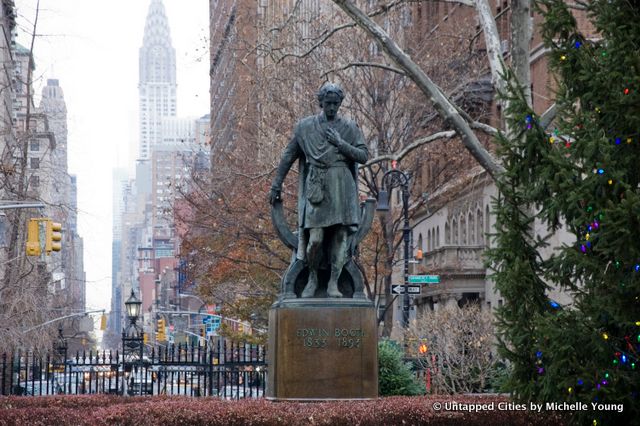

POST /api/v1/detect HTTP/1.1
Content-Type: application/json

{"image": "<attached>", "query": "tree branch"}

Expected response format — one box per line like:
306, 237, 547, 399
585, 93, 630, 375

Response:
366, 130, 456, 166
321, 61, 405, 79
332, 0, 505, 179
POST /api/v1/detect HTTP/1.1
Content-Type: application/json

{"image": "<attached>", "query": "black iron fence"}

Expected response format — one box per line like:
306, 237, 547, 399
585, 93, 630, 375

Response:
1, 339, 266, 398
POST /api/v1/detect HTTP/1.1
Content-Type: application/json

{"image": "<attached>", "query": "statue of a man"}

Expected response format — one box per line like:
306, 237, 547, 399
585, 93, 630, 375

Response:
269, 83, 368, 298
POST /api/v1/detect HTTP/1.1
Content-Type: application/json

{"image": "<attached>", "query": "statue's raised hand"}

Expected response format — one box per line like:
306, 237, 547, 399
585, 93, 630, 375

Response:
326, 128, 342, 146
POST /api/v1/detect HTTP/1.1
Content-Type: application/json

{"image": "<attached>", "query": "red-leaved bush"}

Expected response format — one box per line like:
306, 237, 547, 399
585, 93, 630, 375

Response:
0, 395, 568, 425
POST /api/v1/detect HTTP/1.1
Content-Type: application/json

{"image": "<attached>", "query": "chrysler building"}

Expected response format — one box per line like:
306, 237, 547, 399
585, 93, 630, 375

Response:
139, 0, 176, 160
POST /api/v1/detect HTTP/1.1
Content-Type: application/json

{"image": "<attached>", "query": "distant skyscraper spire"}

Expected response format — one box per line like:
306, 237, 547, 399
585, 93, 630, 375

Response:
139, 0, 176, 160
39, 78, 68, 175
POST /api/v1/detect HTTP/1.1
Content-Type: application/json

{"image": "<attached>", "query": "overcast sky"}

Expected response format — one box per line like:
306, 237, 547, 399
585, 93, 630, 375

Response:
14, 1, 210, 315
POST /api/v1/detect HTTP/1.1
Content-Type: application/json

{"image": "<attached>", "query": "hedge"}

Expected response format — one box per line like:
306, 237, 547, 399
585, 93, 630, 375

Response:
0, 395, 568, 425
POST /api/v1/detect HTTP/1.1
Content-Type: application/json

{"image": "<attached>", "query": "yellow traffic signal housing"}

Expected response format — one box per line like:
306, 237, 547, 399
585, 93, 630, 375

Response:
143, 333, 148, 344
26, 219, 41, 256
157, 318, 166, 342
45, 221, 62, 253
100, 314, 107, 331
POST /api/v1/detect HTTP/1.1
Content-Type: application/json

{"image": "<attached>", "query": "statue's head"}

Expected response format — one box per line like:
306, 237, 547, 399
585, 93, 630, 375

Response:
317, 83, 344, 105
317, 83, 344, 120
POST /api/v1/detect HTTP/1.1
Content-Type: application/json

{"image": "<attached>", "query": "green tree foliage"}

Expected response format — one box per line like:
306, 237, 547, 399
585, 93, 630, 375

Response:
488, 1, 640, 424
378, 339, 424, 396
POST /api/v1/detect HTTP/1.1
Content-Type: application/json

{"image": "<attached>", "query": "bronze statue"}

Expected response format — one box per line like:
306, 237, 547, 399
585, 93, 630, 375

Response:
269, 83, 368, 298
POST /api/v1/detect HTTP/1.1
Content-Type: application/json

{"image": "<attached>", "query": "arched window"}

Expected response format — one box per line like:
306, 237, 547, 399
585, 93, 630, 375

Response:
436, 226, 440, 248
485, 205, 490, 235
460, 214, 467, 245
427, 229, 431, 252
477, 208, 484, 245
452, 219, 458, 244
445, 221, 450, 244
418, 233, 423, 253
468, 211, 475, 244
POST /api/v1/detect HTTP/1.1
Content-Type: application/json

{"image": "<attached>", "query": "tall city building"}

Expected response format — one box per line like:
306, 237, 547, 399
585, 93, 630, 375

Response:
139, 0, 177, 161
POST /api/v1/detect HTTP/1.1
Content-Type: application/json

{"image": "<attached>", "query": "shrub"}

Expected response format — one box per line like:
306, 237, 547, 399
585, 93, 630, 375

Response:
0, 395, 569, 425
378, 339, 425, 396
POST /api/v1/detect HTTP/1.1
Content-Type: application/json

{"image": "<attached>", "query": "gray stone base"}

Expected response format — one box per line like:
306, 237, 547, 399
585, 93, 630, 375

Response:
266, 299, 378, 400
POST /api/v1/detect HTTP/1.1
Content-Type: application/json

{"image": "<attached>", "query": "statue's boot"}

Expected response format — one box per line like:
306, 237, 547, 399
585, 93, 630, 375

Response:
327, 279, 342, 298
301, 272, 318, 298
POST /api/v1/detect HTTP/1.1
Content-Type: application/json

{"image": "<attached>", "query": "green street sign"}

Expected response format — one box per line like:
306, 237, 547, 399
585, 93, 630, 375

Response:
408, 275, 440, 284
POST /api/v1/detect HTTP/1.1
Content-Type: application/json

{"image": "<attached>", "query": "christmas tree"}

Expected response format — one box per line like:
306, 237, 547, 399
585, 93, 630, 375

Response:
488, 1, 639, 424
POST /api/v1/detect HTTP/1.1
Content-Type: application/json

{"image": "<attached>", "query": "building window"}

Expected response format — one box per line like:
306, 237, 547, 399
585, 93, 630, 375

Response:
452, 219, 458, 244
30, 158, 39, 169
477, 208, 484, 245
485, 205, 490, 235
468, 212, 475, 244
460, 215, 467, 245
30, 141, 39, 151
29, 175, 39, 188
445, 221, 450, 244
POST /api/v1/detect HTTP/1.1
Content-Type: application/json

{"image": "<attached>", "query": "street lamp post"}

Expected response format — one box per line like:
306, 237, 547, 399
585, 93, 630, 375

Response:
376, 168, 411, 329
122, 289, 143, 396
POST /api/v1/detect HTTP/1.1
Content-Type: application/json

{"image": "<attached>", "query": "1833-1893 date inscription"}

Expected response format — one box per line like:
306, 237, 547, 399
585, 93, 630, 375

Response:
296, 328, 365, 349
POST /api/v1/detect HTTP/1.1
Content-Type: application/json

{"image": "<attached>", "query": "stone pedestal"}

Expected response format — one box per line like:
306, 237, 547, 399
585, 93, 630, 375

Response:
266, 299, 378, 400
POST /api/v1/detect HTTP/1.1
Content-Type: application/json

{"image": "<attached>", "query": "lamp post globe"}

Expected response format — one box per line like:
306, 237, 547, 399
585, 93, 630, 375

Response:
125, 289, 141, 323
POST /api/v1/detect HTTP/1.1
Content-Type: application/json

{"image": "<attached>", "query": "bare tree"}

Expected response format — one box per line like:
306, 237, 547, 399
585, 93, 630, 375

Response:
407, 303, 498, 394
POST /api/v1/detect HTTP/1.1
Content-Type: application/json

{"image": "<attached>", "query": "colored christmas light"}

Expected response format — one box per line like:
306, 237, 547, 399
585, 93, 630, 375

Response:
568, 387, 573, 393
536, 351, 543, 358
608, 179, 613, 185
628, 138, 632, 144
598, 169, 604, 174
538, 367, 544, 374
603, 332, 609, 340
578, 379, 584, 385
622, 354, 627, 363
615, 138, 621, 145
575, 41, 581, 48
581, 245, 587, 253
561, 55, 567, 61
624, 88, 629, 95
636, 321, 640, 326
550, 301, 560, 309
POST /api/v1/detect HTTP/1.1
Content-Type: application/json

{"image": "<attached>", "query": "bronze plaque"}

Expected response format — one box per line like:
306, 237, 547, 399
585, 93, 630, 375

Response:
267, 300, 378, 400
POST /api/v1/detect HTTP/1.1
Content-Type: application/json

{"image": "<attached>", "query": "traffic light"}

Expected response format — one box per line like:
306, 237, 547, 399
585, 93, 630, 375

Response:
419, 343, 428, 354
45, 220, 62, 253
26, 219, 41, 256
99, 313, 107, 331
143, 333, 148, 344
157, 318, 166, 342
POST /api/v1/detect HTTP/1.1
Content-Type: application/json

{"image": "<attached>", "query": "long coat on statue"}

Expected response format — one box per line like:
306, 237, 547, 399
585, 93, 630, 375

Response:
271, 113, 368, 260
